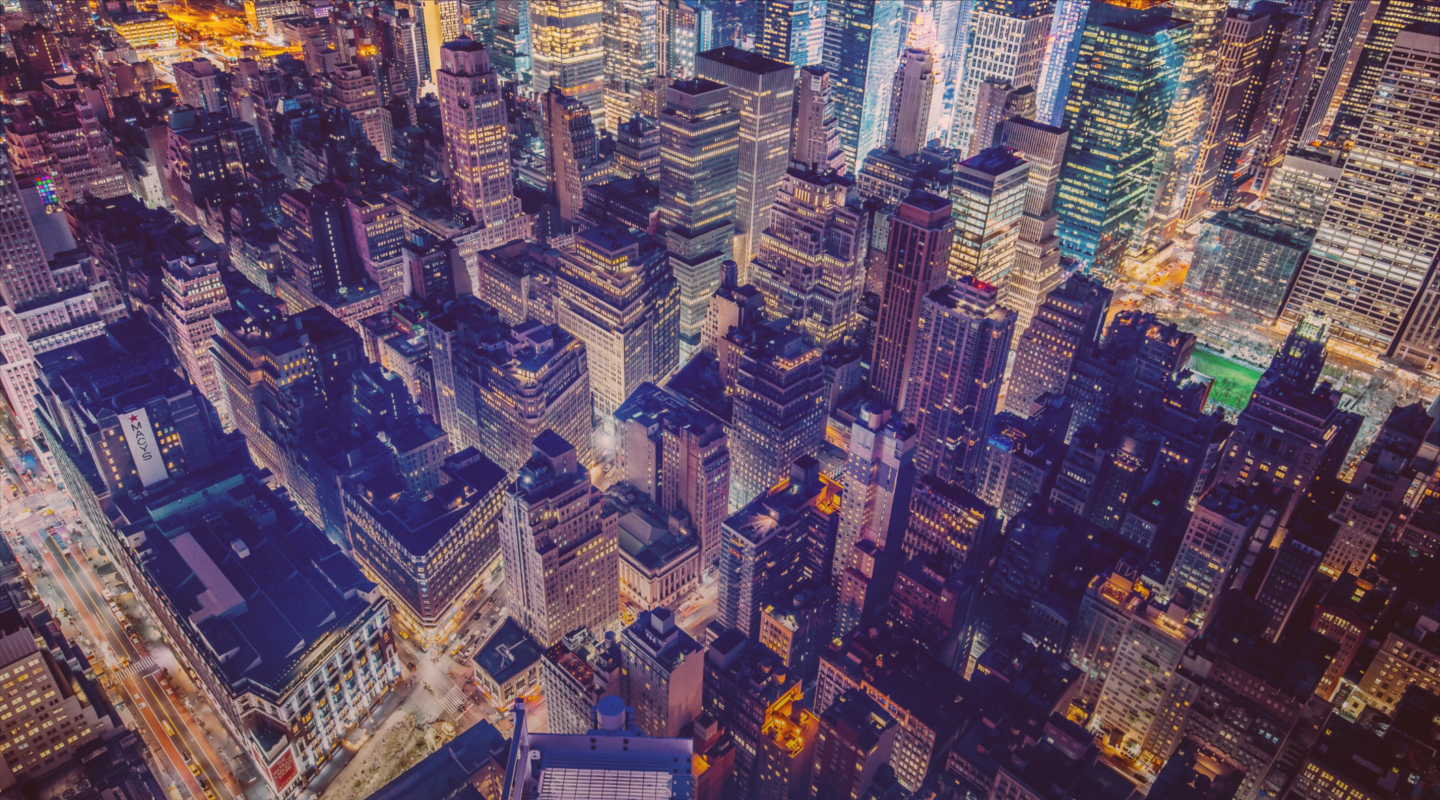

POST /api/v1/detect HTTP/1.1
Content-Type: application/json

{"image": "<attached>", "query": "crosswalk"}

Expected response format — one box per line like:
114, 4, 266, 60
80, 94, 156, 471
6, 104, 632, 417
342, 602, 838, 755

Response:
423, 678, 467, 716
115, 654, 158, 680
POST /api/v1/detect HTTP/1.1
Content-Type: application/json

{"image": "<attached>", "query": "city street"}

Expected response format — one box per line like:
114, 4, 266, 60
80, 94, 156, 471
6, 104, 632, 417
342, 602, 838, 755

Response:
0, 427, 262, 800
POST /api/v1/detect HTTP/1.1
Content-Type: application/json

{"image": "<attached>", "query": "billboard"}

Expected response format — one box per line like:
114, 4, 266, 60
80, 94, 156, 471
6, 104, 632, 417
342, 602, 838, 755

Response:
122, 407, 170, 487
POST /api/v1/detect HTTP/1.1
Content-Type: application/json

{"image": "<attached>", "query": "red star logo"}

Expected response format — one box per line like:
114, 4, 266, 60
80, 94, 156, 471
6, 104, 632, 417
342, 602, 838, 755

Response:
129, 415, 139, 422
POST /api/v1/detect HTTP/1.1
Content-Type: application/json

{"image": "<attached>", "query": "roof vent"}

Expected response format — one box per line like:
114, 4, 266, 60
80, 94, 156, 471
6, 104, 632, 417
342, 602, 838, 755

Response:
231, 539, 250, 559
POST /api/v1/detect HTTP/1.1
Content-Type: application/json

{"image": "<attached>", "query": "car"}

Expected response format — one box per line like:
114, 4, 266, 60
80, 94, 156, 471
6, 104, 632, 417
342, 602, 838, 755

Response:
189, 763, 202, 777
407, 661, 416, 671
203, 790, 217, 800
161, 720, 176, 736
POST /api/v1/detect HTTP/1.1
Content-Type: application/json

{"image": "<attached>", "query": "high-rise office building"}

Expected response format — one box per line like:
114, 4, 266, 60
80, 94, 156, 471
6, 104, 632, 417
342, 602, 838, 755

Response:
1163, 480, 1283, 626
823, 0, 902, 172
1186, 209, 1310, 321
750, 143, 867, 348
161, 255, 231, 415
529, 0, 606, 123
658, 0, 714, 79
544, 87, 605, 223
344, 450, 509, 646
553, 225, 681, 419
1258, 145, 1346, 232
947, 0, 1052, 157
870, 191, 953, 414
0, 152, 59, 313
1036, 0, 1090, 126
1322, 401, 1434, 578
658, 78, 740, 348
615, 382, 731, 570
1005, 273, 1112, 418
619, 607, 704, 738
614, 114, 661, 179
886, 48, 936, 159
0, 600, 115, 792
728, 325, 827, 509
1285, 25, 1440, 372
696, 47, 795, 275
437, 38, 528, 237
1214, 313, 1362, 530
1054, 8, 1192, 277
278, 185, 370, 301
1068, 563, 1197, 769
970, 79, 1038, 156
1180, 5, 1309, 223
806, 690, 898, 800
1137, 0, 1230, 251
174, 58, 227, 113
999, 117, 1071, 332
905, 278, 1017, 489
473, 321, 594, 474
833, 404, 915, 639
603, 0, 657, 132
756, 0, 814, 67
790, 66, 846, 174
947, 147, 1030, 292
1288, 0, 1378, 149
349, 193, 409, 305
501, 431, 620, 646
1331, 0, 1440, 145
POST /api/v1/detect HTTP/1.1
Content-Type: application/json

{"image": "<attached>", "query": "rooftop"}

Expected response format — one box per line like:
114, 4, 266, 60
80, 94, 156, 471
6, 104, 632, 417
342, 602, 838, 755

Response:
119, 465, 379, 700
474, 618, 544, 687
697, 46, 792, 75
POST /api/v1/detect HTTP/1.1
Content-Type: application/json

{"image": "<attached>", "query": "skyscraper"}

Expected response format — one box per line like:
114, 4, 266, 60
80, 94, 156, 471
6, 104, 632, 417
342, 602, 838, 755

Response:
905, 278, 1017, 489
501, 431, 619, 646
0, 152, 59, 312
658, 78, 740, 349
1005, 273, 1112, 418
602, 0, 657, 132
999, 117, 1071, 331
1054, 8, 1192, 277
1181, 5, 1308, 223
1036, 0, 1090, 126
553, 225, 680, 419
790, 66, 846, 173
696, 47, 795, 275
728, 325, 827, 509
947, 147, 1030, 292
1163, 480, 1283, 626
756, 0, 813, 67
947, 0, 1053, 156
869, 191, 953, 413
473, 321, 594, 474
161, 255, 231, 415
1214, 313, 1362, 530
1330, 0, 1440, 145
437, 38, 528, 237
886, 48, 936, 159
823, 0, 902, 172
833, 403, 915, 638
529, 0, 606, 124
1258, 145, 1346, 232
1289, 0, 1379, 148
1068, 563, 1197, 768
1136, 0, 1230, 250
1284, 25, 1440, 368
750, 85, 867, 349
544, 86, 604, 223
619, 608, 704, 738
